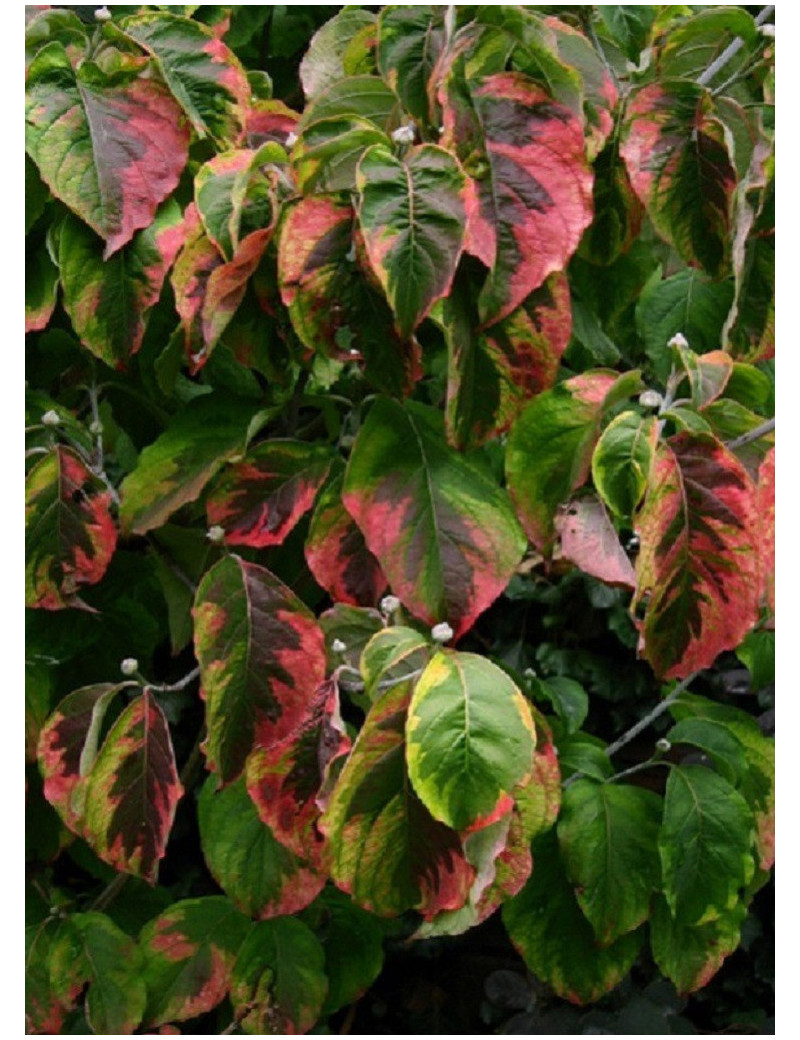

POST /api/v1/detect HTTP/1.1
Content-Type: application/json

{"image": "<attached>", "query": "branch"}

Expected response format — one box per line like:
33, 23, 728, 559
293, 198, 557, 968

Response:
605, 672, 699, 759
147, 667, 200, 694
726, 417, 775, 450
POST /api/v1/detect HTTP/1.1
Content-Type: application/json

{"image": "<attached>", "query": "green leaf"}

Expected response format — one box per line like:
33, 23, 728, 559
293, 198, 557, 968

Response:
26, 42, 189, 257
298, 74, 400, 134
193, 555, 327, 785
558, 780, 663, 945
230, 918, 328, 1035
735, 629, 775, 691
503, 830, 643, 1004
531, 675, 588, 735
139, 897, 251, 1026
356, 143, 468, 338
26, 446, 118, 610
118, 11, 250, 145
25, 241, 59, 334
194, 146, 278, 261
672, 341, 733, 409
657, 8, 758, 87
293, 114, 391, 193
406, 651, 536, 831
118, 395, 255, 536
556, 733, 613, 782
198, 775, 324, 919
377, 5, 445, 126
300, 8, 377, 101
343, 396, 526, 639
650, 894, 748, 995
592, 410, 658, 521
578, 141, 644, 266
50, 912, 146, 1034
597, 6, 655, 63
360, 625, 431, 703
58, 202, 184, 368
665, 717, 747, 785
659, 765, 755, 925
26, 918, 72, 1034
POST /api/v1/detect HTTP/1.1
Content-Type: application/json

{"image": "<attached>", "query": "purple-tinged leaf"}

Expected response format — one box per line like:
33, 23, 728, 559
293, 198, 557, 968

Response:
198, 775, 325, 919
58, 201, 185, 368
650, 895, 748, 995
621, 81, 737, 278
118, 12, 251, 146
139, 897, 251, 1026
26, 43, 189, 257
206, 439, 333, 548
193, 555, 327, 786
320, 679, 474, 918
25, 243, 59, 334
246, 677, 351, 867
230, 918, 328, 1035
441, 69, 593, 327
305, 470, 388, 608
632, 432, 760, 679
49, 911, 146, 1034
356, 143, 468, 339
82, 689, 183, 883
343, 397, 526, 640
757, 447, 775, 617
26, 445, 118, 610
555, 494, 636, 589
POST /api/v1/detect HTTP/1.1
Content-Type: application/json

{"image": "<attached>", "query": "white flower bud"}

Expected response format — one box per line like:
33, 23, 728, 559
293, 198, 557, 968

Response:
431, 622, 454, 643
380, 595, 401, 615
120, 657, 139, 676
89, 419, 103, 436
758, 23, 775, 37
523, 667, 537, 678
655, 737, 672, 753
638, 389, 663, 410
391, 124, 416, 146
41, 410, 61, 427
94, 6, 111, 21
331, 638, 347, 654
285, 131, 298, 149
668, 332, 689, 350
206, 525, 226, 544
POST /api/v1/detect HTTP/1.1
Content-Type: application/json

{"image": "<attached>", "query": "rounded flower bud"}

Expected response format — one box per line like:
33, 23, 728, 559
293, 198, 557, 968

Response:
391, 124, 416, 146
655, 737, 672, 754
41, 410, 61, 427
668, 332, 689, 350
89, 419, 104, 436
431, 622, 454, 643
94, 6, 111, 21
380, 594, 401, 615
285, 131, 298, 149
331, 638, 347, 654
120, 657, 139, 677
206, 525, 226, 544
638, 389, 663, 410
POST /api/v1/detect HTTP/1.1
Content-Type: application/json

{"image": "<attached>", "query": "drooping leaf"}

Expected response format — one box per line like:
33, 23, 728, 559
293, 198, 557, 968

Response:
578, 141, 644, 266
193, 555, 327, 786
506, 370, 643, 554
298, 74, 400, 135
230, 918, 328, 1035
343, 396, 526, 639
621, 81, 737, 278
672, 341, 733, 409
26, 918, 71, 1034
26, 445, 118, 610
530, 675, 588, 736
26, 43, 189, 257
139, 897, 251, 1026
443, 266, 572, 449
555, 494, 636, 588
25, 242, 59, 334
118, 395, 255, 537
356, 143, 467, 339
205, 440, 333, 548
118, 11, 250, 146
650, 895, 748, 996
58, 202, 184, 368
736, 628, 775, 693
25, 8, 88, 71
596, 6, 655, 63
49, 911, 146, 1035
320, 679, 474, 918
440, 67, 593, 326
592, 409, 657, 523
376, 5, 445, 127
300, 8, 377, 101
194, 145, 279, 261
359, 625, 431, 704
198, 775, 324, 919
246, 677, 351, 866
757, 447, 775, 616
659, 764, 755, 925
81, 689, 183, 882
503, 830, 644, 1005
305, 470, 389, 608
406, 651, 536, 831
558, 780, 662, 945
665, 717, 748, 786
632, 431, 760, 679
293, 114, 391, 194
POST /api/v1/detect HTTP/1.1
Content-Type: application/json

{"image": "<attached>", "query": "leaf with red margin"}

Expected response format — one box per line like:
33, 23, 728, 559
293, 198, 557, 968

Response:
246, 677, 351, 866
37, 682, 127, 832
555, 494, 636, 589
139, 897, 251, 1027
26, 918, 72, 1034
82, 689, 183, 883
198, 775, 325, 919
343, 396, 526, 640
58, 201, 185, 369
279, 195, 420, 395
620, 81, 737, 278
171, 203, 224, 368
305, 469, 388, 608
757, 447, 775, 617
650, 895, 748, 996
117, 12, 250, 146
671, 341, 733, 409
26, 445, 118, 610
193, 555, 327, 786
206, 439, 333, 548
25, 43, 189, 258
443, 265, 572, 449
503, 829, 644, 1005
506, 369, 644, 555
440, 67, 593, 327
49, 912, 146, 1034
320, 679, 474, 918
247, 97, 301, 149
25, 243, 59, 334
632, 431, 760, 679
356, 143, 467, 339
230, 918, 328, 1035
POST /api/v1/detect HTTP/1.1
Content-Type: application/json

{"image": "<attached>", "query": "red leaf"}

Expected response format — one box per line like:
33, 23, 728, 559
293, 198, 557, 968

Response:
171, 203, 224, 368
756, 447, 775, 617
555, 494, 636, 588
246, 98, 301, 149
